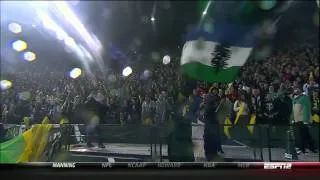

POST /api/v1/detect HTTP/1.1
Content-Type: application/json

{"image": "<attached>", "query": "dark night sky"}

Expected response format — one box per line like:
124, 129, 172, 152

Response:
85, 1, 318, 55
1, 1, 318, 71
76, 1, 200, 53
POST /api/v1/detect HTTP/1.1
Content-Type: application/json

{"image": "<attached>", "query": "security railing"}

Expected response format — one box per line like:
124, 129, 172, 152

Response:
1, 123, 319, 162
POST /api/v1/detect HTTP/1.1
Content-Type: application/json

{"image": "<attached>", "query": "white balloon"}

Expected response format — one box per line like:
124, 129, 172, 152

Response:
122, 66, 133, 77
23, 51, 37, 61
8, 22, 22, 34
143, 70, 151, 78
162, 55, 171, 65
69, 68, 82, 79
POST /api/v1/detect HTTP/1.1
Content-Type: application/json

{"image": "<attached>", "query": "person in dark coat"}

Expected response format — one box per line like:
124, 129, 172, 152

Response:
262, 93, 277, 124
274, 87, 292, 125
250, 86, 264, 124
167, 94, 194, 162
72, 96, 86, 124
85, 90, 108, 148
203, 86, 221, 161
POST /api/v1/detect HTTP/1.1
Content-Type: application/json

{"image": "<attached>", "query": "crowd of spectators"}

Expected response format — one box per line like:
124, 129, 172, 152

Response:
1, 57, 182, 125
1, 40, 319, 127
227, 42, 319, 125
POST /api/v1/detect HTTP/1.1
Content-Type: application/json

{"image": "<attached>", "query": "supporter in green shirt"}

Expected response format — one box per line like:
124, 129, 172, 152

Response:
292, 94, 312, 124
292, 86, 317, 154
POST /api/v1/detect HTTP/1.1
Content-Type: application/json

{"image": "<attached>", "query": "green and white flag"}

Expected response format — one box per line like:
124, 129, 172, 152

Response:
181, 23, 254, 83
180, 1, 290, 83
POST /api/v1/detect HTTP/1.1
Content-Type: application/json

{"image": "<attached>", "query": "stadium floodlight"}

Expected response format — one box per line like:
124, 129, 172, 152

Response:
8, 22, 22, 34
12, 40, 28, 52
23, 51, 36, 61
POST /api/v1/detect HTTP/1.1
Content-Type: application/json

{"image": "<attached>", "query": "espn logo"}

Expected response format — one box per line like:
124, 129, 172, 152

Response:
52, 162, 76, 168
264, 163, 292, 170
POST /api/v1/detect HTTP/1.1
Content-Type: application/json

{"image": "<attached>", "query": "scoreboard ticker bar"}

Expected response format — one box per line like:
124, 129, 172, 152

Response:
1, 162, 320, 169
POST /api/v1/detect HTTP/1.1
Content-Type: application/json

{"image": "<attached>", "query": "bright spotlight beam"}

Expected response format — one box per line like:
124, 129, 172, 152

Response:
36, 9, 94, 64
202, 1, 212, 16
52, 1, 105, 76
37, 9, 69, 41
52, 2, 101, 52
198, 1, 213, 29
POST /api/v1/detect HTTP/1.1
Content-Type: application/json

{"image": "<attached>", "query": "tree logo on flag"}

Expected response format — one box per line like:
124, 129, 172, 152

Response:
211, 43, 231, 72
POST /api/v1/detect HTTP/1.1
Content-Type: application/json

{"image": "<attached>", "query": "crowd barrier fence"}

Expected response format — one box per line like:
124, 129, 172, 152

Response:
2, 123, 319, 162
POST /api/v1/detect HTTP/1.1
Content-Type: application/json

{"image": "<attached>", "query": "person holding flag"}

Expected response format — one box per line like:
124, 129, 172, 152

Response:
179, 1, 292, 161
180, 0, 292, 84
202, 86, 222, 161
